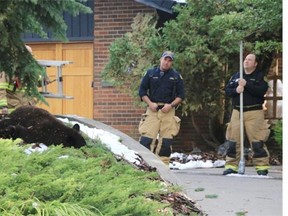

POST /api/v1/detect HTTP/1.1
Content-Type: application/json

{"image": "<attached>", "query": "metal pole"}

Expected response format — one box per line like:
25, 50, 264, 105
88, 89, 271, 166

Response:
238, 41, 245, 174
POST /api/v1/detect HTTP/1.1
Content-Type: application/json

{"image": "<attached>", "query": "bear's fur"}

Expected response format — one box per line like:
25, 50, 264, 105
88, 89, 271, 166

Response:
0, 106, 86, 148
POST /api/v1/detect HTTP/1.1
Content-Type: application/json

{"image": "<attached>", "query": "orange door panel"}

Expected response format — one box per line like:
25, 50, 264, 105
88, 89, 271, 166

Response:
28, 43, 93, 118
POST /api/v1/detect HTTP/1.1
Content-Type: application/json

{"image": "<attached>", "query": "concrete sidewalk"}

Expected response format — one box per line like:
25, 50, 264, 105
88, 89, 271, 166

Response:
172, 166, 282, 216
65, 115, 283, 216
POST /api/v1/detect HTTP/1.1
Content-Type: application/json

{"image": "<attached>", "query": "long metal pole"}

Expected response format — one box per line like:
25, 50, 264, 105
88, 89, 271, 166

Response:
238, 41, 245, 174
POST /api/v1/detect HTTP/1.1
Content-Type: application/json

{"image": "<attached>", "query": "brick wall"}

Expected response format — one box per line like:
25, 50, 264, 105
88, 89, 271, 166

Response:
93, 0, 219, 152
93, 0, 154, 138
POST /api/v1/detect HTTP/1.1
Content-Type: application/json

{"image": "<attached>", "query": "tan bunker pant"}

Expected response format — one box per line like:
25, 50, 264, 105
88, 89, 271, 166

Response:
138, 107, 181, 162
225, 109, 270, 171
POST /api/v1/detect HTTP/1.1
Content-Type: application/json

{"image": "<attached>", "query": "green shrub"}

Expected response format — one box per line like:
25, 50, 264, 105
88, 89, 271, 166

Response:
0, 139, 177, 215
272, 120, 282, 149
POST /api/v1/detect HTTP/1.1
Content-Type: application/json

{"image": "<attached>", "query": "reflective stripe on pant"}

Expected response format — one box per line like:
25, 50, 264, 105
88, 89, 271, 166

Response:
225, 109, 270, 169
224, 140, 240, 171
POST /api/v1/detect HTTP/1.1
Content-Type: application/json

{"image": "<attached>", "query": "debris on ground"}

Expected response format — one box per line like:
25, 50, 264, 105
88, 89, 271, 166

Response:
169, 150, 282, 169
124, 153, 206, 215
147, 192, 206, 216
169, 151, 226, 170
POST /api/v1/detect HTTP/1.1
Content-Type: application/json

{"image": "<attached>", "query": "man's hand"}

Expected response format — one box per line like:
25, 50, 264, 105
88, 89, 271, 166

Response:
148, 102, 158, 112
238, 78, 247, 87
160, 104, 173, 113
236, 78, 246, 93
236, 85, 244, 93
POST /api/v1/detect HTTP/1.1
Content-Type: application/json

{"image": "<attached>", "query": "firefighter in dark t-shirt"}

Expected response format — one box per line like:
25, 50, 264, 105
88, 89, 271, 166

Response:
138, 51, 185, 163
223, 53, 270, 176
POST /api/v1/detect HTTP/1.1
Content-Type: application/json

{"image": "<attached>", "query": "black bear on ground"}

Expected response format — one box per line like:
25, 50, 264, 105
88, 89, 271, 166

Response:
0, 106, 86, 148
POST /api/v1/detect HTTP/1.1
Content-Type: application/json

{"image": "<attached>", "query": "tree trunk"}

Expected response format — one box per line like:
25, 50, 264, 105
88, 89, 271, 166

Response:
190, 111, 219, 150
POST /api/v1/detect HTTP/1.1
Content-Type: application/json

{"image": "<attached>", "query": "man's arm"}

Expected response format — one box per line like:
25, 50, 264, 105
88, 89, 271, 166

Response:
170, 97, 183, 108
225, 73, 239, 97
139, 70, 152, 100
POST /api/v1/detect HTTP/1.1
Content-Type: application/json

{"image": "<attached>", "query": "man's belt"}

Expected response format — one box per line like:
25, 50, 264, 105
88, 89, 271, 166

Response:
234, 104, 263, 112
156, 102, 165, 110
156, 105, 164, 110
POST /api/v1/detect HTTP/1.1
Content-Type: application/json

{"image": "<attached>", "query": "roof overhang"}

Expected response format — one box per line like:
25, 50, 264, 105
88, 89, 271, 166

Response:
135, 0, 186, 14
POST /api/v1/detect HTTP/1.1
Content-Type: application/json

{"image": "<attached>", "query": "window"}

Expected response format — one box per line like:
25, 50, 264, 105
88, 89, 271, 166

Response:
264, 55, 282, 120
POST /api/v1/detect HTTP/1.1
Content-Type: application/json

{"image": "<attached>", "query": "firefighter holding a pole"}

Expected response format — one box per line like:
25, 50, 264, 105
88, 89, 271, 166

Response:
223, 53, 271, 176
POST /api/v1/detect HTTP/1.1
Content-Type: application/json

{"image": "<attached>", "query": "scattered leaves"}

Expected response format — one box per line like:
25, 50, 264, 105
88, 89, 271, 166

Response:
205, 194, 218, 199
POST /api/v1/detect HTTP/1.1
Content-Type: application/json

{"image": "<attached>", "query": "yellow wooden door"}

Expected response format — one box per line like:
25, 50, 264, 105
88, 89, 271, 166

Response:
29, 43, 93, 118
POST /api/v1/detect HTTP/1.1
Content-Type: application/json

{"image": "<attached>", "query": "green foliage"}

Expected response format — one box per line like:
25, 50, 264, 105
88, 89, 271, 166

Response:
102, 0, 282, 145
0, 139, 179, 215
0, 0, 92, 101
102, 13, 165, 103
102, 0, 282, 116
272, 120, 282, 148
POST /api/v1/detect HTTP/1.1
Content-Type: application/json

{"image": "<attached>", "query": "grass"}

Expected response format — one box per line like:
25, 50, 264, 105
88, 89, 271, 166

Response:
0, 138, 182, 216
